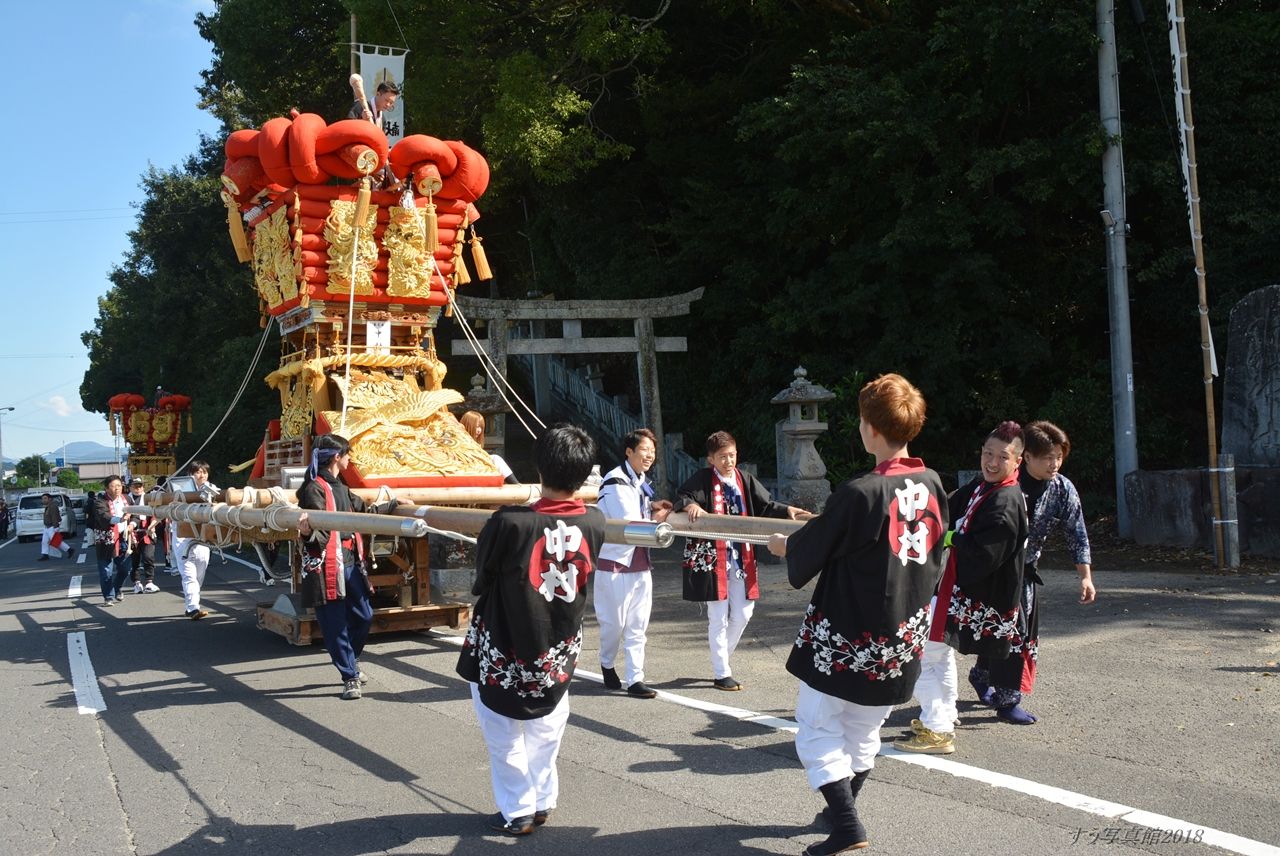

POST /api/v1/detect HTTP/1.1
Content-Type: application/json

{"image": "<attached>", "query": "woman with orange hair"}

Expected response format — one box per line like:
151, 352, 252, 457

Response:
460, 411, 518, 484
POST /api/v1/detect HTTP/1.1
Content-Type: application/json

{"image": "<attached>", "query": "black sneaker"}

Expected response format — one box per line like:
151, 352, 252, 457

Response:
601, 665, 622, 690
38, 555, 50, 562
713, 676, 743, 691
533, 809, 552, 827
487, 812, 534, 835
627, 681, 657, 699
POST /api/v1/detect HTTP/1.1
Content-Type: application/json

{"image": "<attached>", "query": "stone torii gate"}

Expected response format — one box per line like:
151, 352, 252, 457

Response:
450, 288, 703, 491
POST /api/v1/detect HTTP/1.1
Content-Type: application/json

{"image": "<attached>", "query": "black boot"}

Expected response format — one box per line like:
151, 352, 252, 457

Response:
815, 770, 870, 831
804, 777, 869, 855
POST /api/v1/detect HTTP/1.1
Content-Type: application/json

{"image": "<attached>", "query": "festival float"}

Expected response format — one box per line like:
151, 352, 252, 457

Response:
107, 391, 193, 477
130, 76, 788, 645
119, 69, 521, 642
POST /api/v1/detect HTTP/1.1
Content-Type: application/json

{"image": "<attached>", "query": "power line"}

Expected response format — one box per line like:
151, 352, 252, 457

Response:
0, 206, 134, 216
5, 423, 110, 433
0, 214, 139, 225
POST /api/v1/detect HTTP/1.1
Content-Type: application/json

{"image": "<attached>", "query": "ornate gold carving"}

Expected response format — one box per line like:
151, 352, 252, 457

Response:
320, 383, 495, 479
126, 410, 151, 444
385, 206, 434, 298
150, 411, 177, 445
331, 369, 412, 412
280, 379, 312, 439
265, 352, 446, 392
253, 207, 294, 307
324, 199, 378, 295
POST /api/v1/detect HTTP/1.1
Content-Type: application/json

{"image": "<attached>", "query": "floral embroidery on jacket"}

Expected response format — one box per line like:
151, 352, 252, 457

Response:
462, 618, 582, 697
682, 538, 717, 574
947, 585, 1020, 642
794, 604, 929, 681
1009, 635, 1039, 661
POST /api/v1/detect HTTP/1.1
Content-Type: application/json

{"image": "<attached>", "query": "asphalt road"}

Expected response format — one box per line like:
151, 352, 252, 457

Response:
2, 533, 1277, 855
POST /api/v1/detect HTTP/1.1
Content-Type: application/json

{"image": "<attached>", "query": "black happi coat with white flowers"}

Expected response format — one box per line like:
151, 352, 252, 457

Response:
456, 499, 606, 720
784, 459, 949, 706
936, 476, 1028, 658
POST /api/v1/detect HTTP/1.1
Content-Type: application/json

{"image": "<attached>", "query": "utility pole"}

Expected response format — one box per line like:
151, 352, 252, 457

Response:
0, 406, 13, 487
1097, 0, 1139, 537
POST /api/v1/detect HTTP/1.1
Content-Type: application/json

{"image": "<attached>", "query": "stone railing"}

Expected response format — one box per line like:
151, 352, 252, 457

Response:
515, 354, 700, 490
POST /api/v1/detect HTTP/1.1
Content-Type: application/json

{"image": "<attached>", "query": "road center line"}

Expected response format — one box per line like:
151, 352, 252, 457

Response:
430, 630, 1278, 856
68, 576, 82, 598
221, 553, 261, 572
67, 632, 107, 715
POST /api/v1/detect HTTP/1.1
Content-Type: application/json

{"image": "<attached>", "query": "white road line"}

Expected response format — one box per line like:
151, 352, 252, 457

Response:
0, 536, 15, 549
221, 553, 261, 571
66, 632, 106, 715
431, 630, 1278, 856
68, 576, 82, 599
76, 548, 87, 564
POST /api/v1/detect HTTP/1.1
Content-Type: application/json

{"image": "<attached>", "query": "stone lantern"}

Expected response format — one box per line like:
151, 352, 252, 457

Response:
771, 366, 835, 512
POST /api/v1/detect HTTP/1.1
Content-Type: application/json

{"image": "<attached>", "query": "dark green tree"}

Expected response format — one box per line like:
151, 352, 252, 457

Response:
81, 0, 1280, 507
16, 455, 50, 484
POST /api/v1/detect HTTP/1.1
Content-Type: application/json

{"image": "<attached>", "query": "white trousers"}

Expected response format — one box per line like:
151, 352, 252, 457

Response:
914, 639, 958, 733
707, 576, 754, 679
794, 683, 892, 791
40, 526, 63, 557
470, 683, 570, 821
176, 538, 210, 611
594, 570, 653, 685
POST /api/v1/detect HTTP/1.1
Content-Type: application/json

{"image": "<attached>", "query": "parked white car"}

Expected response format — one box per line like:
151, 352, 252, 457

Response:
15, 493, 77, 542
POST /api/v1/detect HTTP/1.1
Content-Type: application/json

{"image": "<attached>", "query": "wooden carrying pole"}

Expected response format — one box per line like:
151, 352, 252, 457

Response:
131, 502, 808, 548
1169, 0, 1226, 567
136, 501, 429, 540
217, 484, 599, 508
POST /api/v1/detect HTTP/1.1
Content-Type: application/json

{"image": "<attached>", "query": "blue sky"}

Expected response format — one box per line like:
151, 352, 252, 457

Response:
0, 0, 220, 462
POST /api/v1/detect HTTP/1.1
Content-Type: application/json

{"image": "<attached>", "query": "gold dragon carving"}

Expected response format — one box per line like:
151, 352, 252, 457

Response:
253, 207, 294, 308
385, 206, 435, 298
320, 385, 498, 479
324, 199, 378, 295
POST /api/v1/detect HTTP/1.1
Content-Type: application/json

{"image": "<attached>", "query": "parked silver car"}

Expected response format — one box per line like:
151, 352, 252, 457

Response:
15, 493, 77, 542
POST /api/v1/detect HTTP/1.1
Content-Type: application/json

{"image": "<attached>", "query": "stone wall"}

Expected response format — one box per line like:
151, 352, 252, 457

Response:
1125, 466, 1280, 557
1222, 284, 1280, 467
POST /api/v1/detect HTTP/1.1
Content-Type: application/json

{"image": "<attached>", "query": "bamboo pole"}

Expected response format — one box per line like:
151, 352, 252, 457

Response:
391, 504, 674, 548
134, 501, 427, 539
129, 502, 808, 548
1170, 0, 1226, 567
216, 484, 598, 508
662, 512, 808, 543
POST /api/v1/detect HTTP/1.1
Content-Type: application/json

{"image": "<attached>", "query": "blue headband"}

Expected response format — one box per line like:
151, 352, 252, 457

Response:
306, 447, 342, 480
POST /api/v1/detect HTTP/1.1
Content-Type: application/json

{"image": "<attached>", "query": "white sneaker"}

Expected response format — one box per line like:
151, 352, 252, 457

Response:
133, 582, 144, 594
143, 582, 160, 593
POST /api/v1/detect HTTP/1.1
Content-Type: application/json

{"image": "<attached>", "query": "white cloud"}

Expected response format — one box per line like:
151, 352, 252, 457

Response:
40, 396, 73, 418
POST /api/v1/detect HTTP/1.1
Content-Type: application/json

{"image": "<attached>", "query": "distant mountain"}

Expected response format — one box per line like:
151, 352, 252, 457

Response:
60, 441, 119, 463
2, 441, 118, 467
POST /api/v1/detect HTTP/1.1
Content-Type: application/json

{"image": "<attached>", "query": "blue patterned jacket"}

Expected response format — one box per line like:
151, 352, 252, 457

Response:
1024, 473, 1091, 567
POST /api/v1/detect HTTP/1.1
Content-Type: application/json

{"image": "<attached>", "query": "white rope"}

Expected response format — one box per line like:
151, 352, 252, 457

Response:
170, 320, 273, 480
425, 254, 545, 438
443, 283, 544, 438
339, 215, 363, 437
667, 529, 774, 546
420, 525, 478, 545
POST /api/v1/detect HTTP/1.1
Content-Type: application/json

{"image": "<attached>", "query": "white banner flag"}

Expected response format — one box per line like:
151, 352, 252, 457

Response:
355, 44, 409, 146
